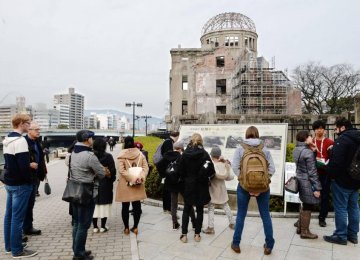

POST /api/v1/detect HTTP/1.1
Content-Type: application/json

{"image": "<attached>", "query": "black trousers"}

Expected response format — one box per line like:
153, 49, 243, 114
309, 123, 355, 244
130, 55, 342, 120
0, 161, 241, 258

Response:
122, 201, 141, 229
162, 186, 171, 211
318, 174, 331, 221
182, 203, 203, 235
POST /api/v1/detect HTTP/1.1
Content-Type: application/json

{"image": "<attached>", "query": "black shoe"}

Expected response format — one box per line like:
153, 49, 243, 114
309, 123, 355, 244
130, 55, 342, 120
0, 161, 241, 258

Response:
319, 220, 326, 227
73, 256, 94, 260
85, 250, 92, 256
347, 237, 358, 244
24, 228, 41, 235
173, 222, 180, 230
323, 235, 347, 245
22, 235, 28, 243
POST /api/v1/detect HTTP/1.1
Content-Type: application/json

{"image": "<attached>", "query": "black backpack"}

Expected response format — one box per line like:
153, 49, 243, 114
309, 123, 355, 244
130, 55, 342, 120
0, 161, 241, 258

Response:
349, 146, 360, 180
165, 158, 180, 184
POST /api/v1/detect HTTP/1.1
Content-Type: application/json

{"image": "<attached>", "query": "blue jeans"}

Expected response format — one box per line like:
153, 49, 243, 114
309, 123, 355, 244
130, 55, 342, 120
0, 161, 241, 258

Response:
72, 200, 95, 257
3, 184, 32, 255
232, 184, 275, 249
23, 184, 36, 232
331, 181, 359, 241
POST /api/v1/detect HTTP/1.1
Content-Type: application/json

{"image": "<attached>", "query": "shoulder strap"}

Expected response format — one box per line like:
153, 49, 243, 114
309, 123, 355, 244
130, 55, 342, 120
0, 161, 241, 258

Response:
68, 155, 72, 178
125, 159, 132, 168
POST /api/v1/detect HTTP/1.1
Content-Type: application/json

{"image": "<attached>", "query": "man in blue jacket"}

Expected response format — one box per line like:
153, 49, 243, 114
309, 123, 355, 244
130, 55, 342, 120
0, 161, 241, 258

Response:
3, 113, 38, 258
324, 118, 360, 245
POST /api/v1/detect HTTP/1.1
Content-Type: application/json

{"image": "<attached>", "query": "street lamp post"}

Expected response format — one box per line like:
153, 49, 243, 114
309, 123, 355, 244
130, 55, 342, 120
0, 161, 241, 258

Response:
141, 115, 152, 136
125, 102, 142, 137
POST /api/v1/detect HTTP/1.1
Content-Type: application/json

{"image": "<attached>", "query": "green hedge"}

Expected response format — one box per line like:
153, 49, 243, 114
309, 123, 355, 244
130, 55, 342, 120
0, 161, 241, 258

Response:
134, 136, 163, 199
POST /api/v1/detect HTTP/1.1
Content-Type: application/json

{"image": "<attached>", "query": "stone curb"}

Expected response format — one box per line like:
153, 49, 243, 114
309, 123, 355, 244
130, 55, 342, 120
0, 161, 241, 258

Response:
143, 198, 335, 219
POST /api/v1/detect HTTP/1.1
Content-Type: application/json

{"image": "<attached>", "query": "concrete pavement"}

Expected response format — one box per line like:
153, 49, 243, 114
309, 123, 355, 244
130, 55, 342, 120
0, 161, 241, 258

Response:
1, 144, 359, 259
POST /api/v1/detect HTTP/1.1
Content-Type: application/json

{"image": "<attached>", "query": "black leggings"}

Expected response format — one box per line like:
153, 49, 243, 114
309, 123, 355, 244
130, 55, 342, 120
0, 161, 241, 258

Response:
122, 201, 142, 229
93, 217, 107, 228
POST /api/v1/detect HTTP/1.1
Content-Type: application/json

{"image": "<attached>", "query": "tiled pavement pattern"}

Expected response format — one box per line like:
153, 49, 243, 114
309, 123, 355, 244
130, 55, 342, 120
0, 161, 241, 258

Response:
1, 144, 359, 259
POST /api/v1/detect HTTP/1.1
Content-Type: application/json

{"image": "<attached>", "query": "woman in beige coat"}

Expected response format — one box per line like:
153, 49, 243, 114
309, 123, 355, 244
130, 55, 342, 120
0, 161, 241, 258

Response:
115, 136, 149, 235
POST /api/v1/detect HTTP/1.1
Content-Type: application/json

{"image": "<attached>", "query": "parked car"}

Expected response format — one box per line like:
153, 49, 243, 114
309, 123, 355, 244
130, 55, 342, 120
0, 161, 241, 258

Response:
56, 147, 68, 159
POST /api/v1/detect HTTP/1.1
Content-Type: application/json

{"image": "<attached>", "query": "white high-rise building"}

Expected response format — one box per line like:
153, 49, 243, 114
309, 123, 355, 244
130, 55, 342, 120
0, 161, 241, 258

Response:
54, 88, 84, 129
54, 104, 70, 128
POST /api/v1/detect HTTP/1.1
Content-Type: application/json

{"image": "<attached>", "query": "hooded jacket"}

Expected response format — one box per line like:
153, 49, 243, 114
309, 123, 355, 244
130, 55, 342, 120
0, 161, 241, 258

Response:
115, 147, 149, 202
327, 128, 360, 190
3, 132, 31, 185
178, 145, 214, 206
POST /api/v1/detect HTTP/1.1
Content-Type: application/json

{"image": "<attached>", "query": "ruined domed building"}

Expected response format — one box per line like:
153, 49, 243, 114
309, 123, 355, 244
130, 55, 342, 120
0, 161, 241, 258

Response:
166, 12, 301, 129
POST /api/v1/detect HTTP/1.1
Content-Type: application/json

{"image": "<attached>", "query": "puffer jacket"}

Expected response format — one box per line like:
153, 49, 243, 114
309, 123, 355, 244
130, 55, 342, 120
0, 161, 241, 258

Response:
293, 142, 322, 204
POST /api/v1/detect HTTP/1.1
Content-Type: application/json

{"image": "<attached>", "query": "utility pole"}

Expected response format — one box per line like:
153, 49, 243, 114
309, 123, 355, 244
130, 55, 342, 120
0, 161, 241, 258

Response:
141, 115, 152, 136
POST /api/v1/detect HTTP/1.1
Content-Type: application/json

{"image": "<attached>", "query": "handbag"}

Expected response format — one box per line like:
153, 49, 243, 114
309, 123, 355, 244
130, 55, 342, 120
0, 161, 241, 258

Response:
284, 176, 298, 193
62, 155, 94, 205
284, 148, 305, 194
44, 176, 51, 195
123, 156, 143, 186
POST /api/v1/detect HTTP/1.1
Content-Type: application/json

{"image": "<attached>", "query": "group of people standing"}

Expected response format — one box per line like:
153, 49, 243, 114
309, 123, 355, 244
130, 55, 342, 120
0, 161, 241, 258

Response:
2, 113, 359, 259
293, 118, 360, 245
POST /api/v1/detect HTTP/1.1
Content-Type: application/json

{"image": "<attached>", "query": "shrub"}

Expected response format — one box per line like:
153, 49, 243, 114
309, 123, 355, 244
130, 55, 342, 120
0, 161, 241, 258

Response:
286, 143, 296, 162
134, 136, 164, 198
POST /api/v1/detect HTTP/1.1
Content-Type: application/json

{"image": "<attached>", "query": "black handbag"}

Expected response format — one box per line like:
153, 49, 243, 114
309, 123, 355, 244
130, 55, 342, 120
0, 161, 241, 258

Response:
284, 176, 298, 193
44, 176, 51, 195
62, 155, 94, 205
0, 168, 7, 183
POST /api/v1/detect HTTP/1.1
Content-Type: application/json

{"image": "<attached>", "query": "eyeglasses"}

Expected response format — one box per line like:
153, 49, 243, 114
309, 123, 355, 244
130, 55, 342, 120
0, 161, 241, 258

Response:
29, 128, 41, 131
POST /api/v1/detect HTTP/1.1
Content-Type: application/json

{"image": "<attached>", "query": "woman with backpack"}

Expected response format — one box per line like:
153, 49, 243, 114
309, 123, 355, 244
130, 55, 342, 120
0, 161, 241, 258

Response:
230, 126, 275, 255
115, 136, 149, 235
293, 130, 321, 239
178, 133, 215, 243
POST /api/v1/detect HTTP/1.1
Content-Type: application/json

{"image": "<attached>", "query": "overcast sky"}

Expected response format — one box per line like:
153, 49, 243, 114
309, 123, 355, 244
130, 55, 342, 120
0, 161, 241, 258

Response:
0, 0, 359, 117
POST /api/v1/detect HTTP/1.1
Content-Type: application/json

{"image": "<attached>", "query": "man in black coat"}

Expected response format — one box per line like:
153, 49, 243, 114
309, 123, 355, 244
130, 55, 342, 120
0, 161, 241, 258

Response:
324, 118, 360, 245
24, 122, 47, 236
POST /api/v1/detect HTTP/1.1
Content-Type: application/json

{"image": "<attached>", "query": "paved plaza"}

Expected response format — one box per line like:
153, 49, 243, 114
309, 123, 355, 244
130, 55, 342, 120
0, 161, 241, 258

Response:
0, 145, 359, 259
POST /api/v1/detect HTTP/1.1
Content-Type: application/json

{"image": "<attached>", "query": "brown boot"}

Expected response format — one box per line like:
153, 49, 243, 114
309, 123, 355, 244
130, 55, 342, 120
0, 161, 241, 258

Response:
300, 210, 318, 239
296, 209, 301, 234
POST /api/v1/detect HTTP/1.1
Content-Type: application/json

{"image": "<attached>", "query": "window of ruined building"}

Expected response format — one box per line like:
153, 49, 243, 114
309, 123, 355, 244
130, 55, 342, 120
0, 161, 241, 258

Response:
216, 56, 225, 67
214, 37, 219, 47
182, 101, 188, 115
216, 106, 226, 114
234, 36, 239, 46
225, 36, 239, 47
244, 37, 248, 47
216, 79, 226, 94
182, 75, 188, 90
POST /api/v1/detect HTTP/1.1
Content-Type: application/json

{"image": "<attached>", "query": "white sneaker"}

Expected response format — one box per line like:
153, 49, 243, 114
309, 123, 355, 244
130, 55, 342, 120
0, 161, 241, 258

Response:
100, 227, 109, 233
93, 228, 99, 233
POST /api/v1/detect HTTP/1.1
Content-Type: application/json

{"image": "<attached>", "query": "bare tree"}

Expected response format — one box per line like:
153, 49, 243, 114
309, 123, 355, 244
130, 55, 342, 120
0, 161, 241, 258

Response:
292, 62, 360, 114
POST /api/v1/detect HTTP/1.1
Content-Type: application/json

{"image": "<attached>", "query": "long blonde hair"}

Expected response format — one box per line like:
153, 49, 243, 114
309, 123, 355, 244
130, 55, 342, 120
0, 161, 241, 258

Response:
189, 133, 203, 146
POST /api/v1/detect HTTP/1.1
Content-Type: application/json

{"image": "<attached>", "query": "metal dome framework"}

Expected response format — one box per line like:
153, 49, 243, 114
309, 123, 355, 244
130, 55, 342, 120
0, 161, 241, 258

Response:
201, 12, 256, 37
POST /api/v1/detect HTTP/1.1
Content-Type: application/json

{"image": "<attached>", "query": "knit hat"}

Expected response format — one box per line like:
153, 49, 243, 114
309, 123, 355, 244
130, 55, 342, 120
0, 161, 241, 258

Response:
210, 146, 221, 157
173, 141, 184, 150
